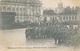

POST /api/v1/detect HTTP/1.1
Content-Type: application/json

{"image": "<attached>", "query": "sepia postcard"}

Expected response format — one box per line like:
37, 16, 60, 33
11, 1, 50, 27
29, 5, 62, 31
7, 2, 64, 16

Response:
0, 0, 80, 51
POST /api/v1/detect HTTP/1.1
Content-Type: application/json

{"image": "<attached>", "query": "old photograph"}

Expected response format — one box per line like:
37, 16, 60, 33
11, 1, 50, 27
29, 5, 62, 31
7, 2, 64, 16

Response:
0, 0, 80, 51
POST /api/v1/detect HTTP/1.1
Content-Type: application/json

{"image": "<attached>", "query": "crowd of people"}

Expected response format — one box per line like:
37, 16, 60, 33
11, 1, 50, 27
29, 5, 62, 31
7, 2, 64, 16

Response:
25, 22, 80, 46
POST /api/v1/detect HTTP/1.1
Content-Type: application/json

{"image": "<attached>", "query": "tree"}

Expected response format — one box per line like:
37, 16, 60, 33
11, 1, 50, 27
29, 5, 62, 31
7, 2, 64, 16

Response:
43, 9, 57, 15
63, 6, 72, 14
71, 27, 80, 48
75, 6, 80, 12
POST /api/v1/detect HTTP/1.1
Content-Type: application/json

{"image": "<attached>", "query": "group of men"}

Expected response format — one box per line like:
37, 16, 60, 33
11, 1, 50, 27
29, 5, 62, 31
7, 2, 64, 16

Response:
25, 25, 80, 45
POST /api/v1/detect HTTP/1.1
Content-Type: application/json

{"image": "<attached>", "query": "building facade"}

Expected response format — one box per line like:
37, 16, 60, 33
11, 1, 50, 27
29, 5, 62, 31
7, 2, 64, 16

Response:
43, 1, 80, 28
0, 0, 42, 23
43, 1, 78, 23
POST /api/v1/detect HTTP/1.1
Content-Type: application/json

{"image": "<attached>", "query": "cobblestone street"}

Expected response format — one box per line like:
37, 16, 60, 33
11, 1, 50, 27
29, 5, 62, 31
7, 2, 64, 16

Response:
0, 29, 79, 51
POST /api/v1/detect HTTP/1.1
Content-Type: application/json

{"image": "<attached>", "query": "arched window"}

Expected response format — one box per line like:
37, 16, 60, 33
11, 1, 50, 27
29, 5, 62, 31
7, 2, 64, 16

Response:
7, 7, 11, 11
3, 6, 6, 11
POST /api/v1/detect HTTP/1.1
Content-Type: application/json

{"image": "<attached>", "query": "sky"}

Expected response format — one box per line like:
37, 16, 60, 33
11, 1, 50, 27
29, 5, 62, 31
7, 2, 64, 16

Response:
0, 0, 80, 8
41, 0, 73, 9
41, 0, 80, 9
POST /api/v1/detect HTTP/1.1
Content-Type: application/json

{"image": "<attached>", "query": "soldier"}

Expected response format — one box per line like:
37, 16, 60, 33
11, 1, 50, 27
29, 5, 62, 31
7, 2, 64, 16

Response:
25, 26, 31, 39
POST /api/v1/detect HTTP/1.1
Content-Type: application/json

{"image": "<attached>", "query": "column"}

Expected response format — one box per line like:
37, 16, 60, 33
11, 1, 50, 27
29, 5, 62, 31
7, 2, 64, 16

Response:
71, 16, 72, 20
30, 6, 33, 22
35, 6, 38, 22
28, 5, 30, 21
30, 5, 32, 22
68, 16, 69, 20
39, 6, 41, 15
34, 6, 36, 21
33, 5, 35, 22
62, 17, 63, 21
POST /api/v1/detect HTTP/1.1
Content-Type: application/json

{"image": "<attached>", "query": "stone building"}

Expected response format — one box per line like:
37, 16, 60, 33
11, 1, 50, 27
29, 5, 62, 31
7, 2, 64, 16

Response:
77, 10, 80, 21
43, 1, 78, 22
55, 0, 64, 14
0, 0, 42, 23
44, 13, 77, 23
43, 1, 80, 28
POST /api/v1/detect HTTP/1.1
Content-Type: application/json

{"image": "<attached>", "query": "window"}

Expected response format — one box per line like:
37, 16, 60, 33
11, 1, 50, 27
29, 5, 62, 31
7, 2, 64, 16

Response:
63, 17, 65, 20
19, 12, 21, 16
55, 17, 56, 20
20, 8, 22, 11
20, 13, 22, 16
24, 12, 26, 16
16, 12, 18, 15
72, 16, 74, 20
23, 8, 25, 11
69, 17, 71, 20
22, 12, 24, 16
66, 17, 68, 20
7, 7, 11, 11
16, 8, 18, 11
12, 7, 15, 11
69, 25, 73, 29
60, 17, 62, 20
3, 6, 6, 11
53, 17, 54, 20
75, 16, 77, 20
27, 9, 30, 15
0, 7, 2, 11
